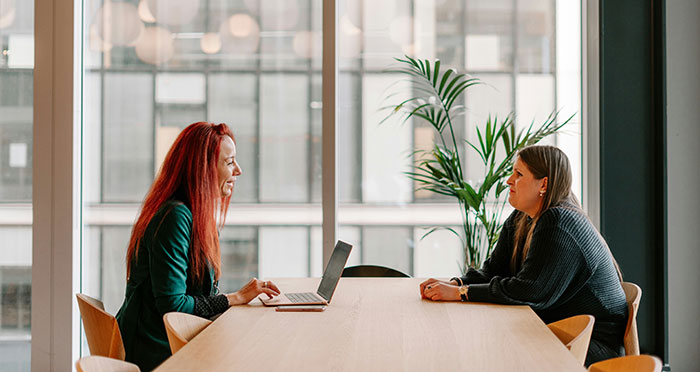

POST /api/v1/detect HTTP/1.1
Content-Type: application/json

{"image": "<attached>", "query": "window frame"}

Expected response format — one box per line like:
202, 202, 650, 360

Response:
30, 0, 598, 370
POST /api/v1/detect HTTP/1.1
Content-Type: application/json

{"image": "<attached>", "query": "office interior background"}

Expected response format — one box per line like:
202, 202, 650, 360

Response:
0, 0, 698, 371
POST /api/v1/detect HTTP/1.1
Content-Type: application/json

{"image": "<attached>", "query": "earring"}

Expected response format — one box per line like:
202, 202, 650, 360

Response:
539, 191, 545, 197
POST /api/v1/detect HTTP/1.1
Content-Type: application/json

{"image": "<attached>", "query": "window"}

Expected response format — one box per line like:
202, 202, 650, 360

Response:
0, 0, 33, 369
80, 0, 325, 331
337, 0, 581, 276
79, 0, 581, 301
75, 0, 581, 364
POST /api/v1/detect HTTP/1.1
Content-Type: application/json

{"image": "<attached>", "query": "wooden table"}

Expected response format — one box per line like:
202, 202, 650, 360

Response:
154, 278, 586, 371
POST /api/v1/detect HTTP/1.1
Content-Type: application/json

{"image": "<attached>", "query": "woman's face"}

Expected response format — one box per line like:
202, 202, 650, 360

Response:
506, 157, 547, 217
217, 136, 242, 198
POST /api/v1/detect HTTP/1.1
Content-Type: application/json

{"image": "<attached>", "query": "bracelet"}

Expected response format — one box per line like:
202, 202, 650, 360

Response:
450, 277, 463, 286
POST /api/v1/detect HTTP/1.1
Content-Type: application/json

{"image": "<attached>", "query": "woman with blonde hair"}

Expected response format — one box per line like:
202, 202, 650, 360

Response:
420, 145, 627, 366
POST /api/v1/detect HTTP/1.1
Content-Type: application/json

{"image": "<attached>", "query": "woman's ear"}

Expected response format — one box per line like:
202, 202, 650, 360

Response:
540, 177, 548, 193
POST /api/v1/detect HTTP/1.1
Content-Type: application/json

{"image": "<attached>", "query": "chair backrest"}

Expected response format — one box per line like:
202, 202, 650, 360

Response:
621, 282, 642, 356
163, 312, 212, 354
76, 294, 125, 360
588, 355, 662, 372
547, 315, 595, 365
76, 356, 140, 372
341, 265, 410, 278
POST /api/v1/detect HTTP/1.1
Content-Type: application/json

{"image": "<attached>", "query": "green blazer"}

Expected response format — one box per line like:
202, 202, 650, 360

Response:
116, 201, 215, 371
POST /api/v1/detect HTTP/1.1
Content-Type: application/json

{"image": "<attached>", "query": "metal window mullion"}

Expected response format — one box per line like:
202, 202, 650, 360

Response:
409, 0, 416, 205
307, 0, 314, 205
255, 10, 262, 204
552, 0, 559, 148
32, 0, 81, 370
151, 70, 157, 181
356, 0, 365, 205
512, 0, 519, 124
321, 0, 337, 266
582, 0, 600, 227
306, 0, 314, 275
204, 0, 210, 122
99, 52, 105, 203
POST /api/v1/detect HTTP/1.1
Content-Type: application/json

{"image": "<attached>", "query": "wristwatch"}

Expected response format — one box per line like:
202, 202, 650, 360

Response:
458, 285, 469, 302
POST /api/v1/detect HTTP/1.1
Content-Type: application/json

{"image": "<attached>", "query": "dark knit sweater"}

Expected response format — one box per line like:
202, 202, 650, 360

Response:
458, 206, 628, 360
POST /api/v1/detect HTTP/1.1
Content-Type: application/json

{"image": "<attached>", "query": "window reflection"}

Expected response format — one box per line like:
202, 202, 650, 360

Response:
75, 1, 582, 358
0, 0, 33, 368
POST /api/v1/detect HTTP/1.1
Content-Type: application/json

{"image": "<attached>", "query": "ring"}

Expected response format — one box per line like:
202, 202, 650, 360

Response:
263, 281, 268, 288
426, 285, 432, 290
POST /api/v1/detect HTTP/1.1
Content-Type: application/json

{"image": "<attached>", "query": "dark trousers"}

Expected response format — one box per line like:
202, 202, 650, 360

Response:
585, 338, 625, 367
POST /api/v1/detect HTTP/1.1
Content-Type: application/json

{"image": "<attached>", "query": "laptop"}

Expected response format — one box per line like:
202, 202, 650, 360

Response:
260, 240, 352, 306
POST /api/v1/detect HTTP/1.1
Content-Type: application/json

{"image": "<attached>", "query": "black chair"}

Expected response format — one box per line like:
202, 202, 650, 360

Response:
341, 265, 411, 278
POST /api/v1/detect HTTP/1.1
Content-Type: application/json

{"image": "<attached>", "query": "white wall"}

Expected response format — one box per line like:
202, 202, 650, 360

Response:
666, 1, 700, 370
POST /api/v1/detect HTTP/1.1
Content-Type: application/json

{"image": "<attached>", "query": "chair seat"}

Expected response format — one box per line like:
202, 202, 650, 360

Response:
163, 312, 213, 354
76, 293, 125, 360
547, 314, 595, 365
76, 356, 140, 372
588, 355, 662, 372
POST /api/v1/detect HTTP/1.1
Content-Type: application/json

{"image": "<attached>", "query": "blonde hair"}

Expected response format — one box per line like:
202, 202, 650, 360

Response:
509, 145, 622, 281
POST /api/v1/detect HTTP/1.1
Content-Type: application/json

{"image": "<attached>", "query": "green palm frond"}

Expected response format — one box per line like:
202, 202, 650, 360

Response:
383, 56, 572, 270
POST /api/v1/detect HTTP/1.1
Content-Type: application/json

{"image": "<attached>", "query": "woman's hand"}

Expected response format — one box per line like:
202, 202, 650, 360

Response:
419, 278, 461, 301
226, 278, 280, 306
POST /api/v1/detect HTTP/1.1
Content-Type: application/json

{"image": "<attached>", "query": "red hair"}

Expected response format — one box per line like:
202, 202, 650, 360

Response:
126, 122, 234, 284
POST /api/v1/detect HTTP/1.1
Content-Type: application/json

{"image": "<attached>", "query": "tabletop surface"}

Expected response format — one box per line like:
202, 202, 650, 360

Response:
154, 278, 586, 371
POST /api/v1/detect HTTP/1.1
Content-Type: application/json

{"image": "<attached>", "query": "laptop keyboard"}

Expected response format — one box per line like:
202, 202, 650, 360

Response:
286, 292, 321, 303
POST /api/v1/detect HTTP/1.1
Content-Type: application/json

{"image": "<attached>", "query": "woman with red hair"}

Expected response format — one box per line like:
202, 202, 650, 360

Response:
115, 122, 279, 371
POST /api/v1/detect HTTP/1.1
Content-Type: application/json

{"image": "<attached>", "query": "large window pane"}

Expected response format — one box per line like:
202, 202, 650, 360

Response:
259, 74, 310, 202
258, 227, 309, 278
517, 0, 555, 74
361, 74, 412, 203
80, 0, 322, 360
465, 0, 514, 72
207, 73, 258, 202
103, 73, 154, 202
339, 0, 582, 275
0, 71, 32, 201
0, 0, 33, 369
75, 2, 584, 358
219, 226, 258, 291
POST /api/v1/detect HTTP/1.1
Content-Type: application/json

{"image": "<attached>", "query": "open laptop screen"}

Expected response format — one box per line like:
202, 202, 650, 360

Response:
316, 241, 353, 302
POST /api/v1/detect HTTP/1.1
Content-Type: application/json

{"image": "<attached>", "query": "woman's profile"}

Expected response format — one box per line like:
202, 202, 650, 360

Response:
115, 122, 279, 371
420, 145, 628, 366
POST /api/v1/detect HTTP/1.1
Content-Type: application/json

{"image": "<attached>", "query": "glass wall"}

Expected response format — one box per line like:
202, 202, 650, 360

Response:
80, 0, 325, 329
337, 0, 581, 277
78, 0, 581, 356
0, 0, 33, 370
0, 0, 584, 368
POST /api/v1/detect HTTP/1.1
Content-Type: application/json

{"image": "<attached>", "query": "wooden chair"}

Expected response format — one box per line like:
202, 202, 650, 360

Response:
588, 355, 662, 372
621, 282, 642, 355
76, 356, 140, 372
76, 294, 125, 360
341, 265, 410, 278
163, 312, 212, 354
547, 315, 595, 365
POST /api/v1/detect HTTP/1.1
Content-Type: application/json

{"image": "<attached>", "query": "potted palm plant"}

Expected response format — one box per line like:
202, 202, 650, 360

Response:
383, 56, 572, 272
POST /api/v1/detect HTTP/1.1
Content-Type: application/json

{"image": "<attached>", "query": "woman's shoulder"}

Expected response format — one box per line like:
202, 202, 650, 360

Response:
537, 205, 604, 252
149, 200, 193, 234
503, 209, 522, 227
158, 200, 192, 219
539, 204, 587, 227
